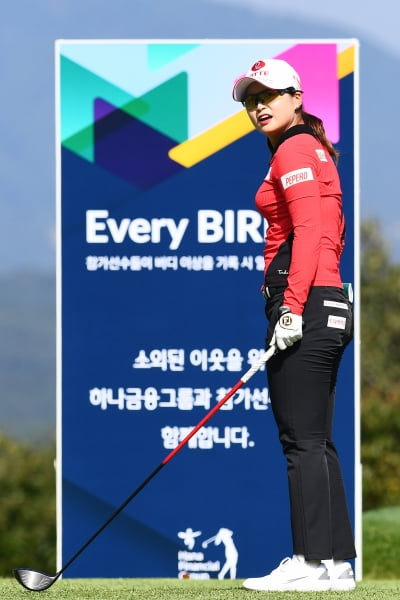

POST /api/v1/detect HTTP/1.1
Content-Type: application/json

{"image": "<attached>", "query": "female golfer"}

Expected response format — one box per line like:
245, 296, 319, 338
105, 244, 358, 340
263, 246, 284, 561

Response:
232, 58, 356, 592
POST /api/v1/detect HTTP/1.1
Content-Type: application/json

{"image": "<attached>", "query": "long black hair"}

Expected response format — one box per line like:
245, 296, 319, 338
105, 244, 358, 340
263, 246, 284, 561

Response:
299, 108, 339, 163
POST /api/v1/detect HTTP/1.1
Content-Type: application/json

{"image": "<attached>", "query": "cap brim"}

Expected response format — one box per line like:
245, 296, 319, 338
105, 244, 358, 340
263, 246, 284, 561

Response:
232, 77, 258, 102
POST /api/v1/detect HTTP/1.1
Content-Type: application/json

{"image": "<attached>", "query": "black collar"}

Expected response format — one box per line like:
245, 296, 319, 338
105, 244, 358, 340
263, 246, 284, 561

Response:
268, 124, 316, 156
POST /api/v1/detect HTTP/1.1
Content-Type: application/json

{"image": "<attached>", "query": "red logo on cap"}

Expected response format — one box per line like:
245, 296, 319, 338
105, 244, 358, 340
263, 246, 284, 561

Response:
251, 60, 265, 72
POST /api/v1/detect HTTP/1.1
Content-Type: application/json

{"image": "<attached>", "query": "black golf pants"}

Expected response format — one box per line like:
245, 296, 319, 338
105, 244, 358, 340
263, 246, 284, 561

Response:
265, 286, 356, 561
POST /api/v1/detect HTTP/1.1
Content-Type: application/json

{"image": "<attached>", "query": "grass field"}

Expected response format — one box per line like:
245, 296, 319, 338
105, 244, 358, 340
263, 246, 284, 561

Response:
1, 578, 400, 599
363, 506, 400, 579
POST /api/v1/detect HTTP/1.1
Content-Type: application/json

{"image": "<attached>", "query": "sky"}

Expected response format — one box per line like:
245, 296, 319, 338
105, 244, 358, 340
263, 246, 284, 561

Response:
214, 0, 400, 56
2, 0, 400, 270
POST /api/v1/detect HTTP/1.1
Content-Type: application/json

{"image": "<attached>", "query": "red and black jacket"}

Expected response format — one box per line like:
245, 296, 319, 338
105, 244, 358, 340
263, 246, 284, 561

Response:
255, 125, 345, 315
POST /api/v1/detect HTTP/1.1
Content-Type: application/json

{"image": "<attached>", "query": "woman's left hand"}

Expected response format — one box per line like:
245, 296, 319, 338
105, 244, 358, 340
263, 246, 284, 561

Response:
273, 306, 303, 351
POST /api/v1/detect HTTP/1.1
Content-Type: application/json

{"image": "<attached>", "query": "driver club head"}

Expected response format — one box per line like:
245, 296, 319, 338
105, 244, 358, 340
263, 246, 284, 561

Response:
13, 568, 60, 592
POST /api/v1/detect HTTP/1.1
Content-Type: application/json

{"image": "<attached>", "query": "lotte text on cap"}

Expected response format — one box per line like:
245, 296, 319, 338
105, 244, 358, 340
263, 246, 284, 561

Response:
232, 58, 302, 102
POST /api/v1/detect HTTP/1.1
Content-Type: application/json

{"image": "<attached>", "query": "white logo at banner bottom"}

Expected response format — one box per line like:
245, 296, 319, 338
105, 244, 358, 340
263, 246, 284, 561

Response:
177, 527, 238, 579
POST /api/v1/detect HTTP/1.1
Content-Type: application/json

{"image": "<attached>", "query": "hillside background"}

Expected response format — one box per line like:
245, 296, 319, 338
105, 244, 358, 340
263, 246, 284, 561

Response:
0, 271, 55, 441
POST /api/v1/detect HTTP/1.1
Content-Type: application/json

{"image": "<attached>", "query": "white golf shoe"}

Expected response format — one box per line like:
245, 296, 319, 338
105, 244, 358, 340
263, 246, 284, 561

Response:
325, 560, 356, 591
242, 555, 330, 592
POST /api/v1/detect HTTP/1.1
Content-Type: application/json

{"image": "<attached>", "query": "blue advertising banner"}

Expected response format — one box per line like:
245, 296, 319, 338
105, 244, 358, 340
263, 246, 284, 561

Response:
56, 39, 360, 579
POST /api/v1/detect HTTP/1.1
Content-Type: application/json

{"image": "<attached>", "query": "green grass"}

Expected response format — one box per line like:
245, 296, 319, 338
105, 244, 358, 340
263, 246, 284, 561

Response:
1, 578, 400, 599
363, 506, 400, 579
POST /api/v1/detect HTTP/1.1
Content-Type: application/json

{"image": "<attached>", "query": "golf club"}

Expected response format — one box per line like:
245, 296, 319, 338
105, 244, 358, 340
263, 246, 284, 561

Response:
13, 343, 276, 592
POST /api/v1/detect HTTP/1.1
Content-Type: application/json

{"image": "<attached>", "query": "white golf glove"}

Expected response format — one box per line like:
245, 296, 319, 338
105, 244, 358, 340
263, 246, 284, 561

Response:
273, 306, 303, 351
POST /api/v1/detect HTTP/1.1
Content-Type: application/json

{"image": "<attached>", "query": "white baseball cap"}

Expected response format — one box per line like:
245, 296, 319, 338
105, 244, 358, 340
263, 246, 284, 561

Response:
232, 58, 302, 102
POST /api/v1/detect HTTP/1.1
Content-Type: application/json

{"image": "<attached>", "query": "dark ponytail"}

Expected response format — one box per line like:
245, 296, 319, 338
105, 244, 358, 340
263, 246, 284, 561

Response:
301, 109, 339, 163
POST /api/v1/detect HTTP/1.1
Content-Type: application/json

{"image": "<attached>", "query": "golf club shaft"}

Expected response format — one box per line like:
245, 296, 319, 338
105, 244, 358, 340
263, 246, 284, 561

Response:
163, 344, 276, 464
59, 344, 276, 576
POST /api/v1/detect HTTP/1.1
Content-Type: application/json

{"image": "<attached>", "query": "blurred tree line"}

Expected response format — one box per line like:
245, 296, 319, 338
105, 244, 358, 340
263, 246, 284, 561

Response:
361, 220, 400, 509
0, 435, 56, 575
0, 219, 399, 575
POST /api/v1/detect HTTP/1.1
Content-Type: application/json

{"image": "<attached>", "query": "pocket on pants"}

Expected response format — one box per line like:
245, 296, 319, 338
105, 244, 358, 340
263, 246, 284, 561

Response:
322, 291, 353, 346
